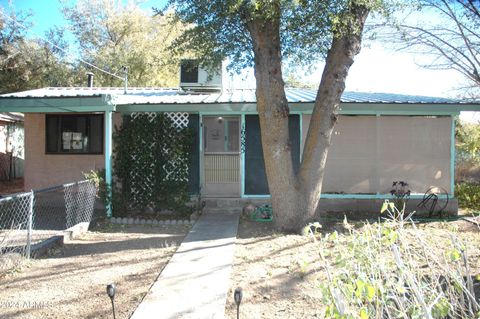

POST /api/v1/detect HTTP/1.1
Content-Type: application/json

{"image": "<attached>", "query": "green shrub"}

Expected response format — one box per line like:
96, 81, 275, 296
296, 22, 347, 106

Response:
83, 169, 126, 216
455, 182, 480, 211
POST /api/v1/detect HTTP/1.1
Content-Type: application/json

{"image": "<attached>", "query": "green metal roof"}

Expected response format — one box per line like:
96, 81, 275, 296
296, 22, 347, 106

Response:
0, 87, 478, 115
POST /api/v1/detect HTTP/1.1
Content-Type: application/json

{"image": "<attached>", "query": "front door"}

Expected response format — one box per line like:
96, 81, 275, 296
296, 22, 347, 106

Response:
202, 116, 241, 197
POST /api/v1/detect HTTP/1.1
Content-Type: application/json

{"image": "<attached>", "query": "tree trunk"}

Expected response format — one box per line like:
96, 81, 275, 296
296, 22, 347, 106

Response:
246, 9, 302, 232
247, 3, 369, 232
298, 5, 370, 226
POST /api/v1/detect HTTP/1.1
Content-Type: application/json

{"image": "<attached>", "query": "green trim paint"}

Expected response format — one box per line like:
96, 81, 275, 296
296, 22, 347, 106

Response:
241, 193, 451, 200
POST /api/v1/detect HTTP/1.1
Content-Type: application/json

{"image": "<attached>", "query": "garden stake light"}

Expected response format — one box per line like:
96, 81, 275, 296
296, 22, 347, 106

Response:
106, 283, 116, 319
234, 287, 243, 319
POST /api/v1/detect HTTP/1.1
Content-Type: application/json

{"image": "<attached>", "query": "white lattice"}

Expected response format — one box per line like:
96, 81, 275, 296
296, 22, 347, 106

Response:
130, 112, 189, 128
165, 112, 189, 130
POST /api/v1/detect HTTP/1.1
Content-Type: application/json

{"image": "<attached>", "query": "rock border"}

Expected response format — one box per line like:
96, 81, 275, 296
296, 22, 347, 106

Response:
109, 217, 195, 226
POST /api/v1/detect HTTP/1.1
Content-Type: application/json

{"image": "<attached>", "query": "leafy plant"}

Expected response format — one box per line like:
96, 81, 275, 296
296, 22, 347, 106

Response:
455, 121, 480, 183
83, 169, 126, 217
313, 202, 479, 319
455, 182, 480, 211
456, 121, 480, 160
83, 169, 107, 202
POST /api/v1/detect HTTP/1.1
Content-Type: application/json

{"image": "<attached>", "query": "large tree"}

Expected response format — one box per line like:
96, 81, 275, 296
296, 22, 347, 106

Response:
168, 0, 387, 232
395, 0, 480, 96
62, 0, 185, 87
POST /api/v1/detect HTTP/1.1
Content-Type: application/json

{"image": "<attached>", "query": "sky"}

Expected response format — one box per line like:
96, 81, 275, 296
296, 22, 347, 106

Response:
1, 0, 478, 121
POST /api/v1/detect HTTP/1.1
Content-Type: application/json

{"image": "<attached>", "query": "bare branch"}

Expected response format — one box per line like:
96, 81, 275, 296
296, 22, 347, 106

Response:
383, 0, 480, 91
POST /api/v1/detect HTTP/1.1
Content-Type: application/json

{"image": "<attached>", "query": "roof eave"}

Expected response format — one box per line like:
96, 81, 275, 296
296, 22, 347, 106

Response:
0, 95, 115, 112
0, 94, 477, 115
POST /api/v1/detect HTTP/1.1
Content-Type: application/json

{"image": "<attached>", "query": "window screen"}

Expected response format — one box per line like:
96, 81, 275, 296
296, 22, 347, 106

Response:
204, 117, 240, 153
45, 114, 103, 154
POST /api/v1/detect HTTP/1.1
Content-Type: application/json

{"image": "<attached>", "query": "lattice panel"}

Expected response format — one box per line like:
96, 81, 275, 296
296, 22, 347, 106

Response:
165, 112, 189, 130
127, 112, 191, 207
131, 112, 189, 128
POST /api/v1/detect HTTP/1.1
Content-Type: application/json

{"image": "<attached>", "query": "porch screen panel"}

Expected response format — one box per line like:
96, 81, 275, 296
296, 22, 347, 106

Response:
321, 115, 378, 193
188, 114, 200, 194
377, 116, 451, 193
303, 115, 452, 194
244, 115, 300, 195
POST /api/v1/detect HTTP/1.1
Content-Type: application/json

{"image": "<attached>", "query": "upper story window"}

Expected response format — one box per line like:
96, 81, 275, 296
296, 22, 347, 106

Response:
46, 114, 103, 154
180, 60, 199, 83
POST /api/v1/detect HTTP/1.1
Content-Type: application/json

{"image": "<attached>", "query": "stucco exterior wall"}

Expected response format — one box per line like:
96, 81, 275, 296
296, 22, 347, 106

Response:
302, 115, 452, 194
24, 113, 122, 190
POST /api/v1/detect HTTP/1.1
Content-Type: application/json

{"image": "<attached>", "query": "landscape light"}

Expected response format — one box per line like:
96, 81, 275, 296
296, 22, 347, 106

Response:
106, 283, 116, 319
234, 287, 243, 319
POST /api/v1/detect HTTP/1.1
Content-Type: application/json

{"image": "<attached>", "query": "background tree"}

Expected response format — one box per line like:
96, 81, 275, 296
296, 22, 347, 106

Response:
456, 119, 480, 158
62, 0, 184, 87
393, 0, 480, 96
168, 0, 389, 232
0, 9, 76, 93
283, 66, 316, 88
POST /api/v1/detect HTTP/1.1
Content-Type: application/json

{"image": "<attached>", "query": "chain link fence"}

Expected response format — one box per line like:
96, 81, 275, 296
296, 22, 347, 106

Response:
0, 180, 97, 274
0, 191, 33, 273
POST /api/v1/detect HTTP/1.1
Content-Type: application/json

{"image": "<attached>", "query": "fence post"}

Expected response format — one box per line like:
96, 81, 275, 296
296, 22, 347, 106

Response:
26, 190, 34, 259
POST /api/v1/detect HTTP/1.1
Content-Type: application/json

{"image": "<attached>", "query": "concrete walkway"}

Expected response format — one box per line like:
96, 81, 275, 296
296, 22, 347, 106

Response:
131, 212, 240, 319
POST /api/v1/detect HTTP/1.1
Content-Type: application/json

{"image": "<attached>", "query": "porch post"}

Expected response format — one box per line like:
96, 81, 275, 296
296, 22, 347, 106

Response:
105, 110, 113, 217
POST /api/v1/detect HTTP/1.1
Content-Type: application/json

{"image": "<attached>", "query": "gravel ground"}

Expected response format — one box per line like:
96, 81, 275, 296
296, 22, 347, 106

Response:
0, 223, 188, 319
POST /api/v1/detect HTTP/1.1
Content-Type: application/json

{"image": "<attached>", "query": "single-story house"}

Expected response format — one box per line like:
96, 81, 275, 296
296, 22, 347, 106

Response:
0, 84, 479, 216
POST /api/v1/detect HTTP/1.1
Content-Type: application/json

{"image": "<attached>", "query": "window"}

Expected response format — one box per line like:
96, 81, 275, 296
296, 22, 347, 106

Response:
204, 117, 239, 153
180, 60, 199, 83
46, 114, 103, 154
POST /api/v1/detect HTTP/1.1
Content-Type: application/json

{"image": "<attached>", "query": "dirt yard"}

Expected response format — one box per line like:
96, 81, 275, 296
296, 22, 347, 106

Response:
225, 216, 480, 319
0, 178, 24, 195
0, 223, 188, 319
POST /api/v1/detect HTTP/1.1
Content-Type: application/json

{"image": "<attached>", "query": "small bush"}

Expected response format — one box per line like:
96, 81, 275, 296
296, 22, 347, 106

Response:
83, 169, 128, 217
455, 182, 480, 211
455, 156, 480, 183
313, 205, 479, 319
